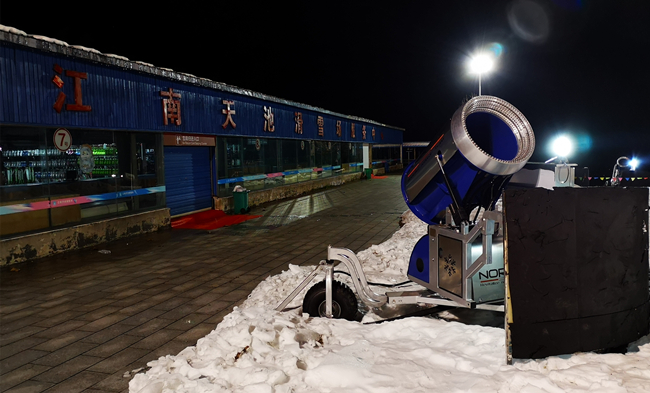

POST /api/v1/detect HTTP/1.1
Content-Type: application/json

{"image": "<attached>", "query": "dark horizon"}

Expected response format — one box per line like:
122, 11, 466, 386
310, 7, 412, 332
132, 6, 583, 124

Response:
2, 0, 648, 175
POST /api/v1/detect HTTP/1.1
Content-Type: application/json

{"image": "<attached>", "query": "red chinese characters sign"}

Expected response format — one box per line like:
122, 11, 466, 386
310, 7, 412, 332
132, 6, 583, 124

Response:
52, 64, 91, 113
294, 112, 303, 134
263, 106, 275, 132
222, 100, 236, 129
160, 88, 181, 126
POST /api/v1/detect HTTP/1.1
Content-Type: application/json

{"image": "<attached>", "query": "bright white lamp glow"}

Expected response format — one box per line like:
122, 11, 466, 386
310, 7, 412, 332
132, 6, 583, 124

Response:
551, 135, 573, 158
468, 54, 494, 74
629, 158, 639, 171
467, 52, 495, 95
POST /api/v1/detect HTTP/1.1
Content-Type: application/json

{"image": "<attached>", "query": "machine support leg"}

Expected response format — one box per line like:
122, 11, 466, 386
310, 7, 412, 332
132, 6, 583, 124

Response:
435, 155, 469, 224
275, 262, 324, 312
325, 260, 334, 318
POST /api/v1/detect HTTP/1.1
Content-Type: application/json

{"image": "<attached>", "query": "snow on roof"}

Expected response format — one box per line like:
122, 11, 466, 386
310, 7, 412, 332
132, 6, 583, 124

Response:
71, 45, 102, 54
103, 53, 129, 61
0, 25, 27, 35
135, 60, 155, 67
30, 35, 69, 46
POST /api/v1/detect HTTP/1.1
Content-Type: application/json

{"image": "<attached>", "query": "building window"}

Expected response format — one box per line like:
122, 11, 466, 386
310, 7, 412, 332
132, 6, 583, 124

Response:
0, 126, 164, 239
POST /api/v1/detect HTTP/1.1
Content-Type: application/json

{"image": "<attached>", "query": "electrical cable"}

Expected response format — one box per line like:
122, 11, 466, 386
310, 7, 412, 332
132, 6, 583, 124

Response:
333, 270, 411, 287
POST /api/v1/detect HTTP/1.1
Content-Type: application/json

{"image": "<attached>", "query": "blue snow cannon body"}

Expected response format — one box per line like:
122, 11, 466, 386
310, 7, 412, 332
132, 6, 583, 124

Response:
402, 96, 535, 295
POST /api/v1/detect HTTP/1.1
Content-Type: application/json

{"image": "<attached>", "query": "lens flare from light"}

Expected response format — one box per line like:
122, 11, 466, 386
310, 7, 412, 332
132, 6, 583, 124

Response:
629, 158, 639, 171
488, 42, 504, 58
468, 54, 494, 74
551, 135, 573, 158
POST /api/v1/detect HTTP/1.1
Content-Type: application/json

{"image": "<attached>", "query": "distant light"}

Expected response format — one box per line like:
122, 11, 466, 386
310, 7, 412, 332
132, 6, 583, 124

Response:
468, 53, 494, 74
629, 158, 639, 171
111, 174, 116, 178
551, 135, 573, 158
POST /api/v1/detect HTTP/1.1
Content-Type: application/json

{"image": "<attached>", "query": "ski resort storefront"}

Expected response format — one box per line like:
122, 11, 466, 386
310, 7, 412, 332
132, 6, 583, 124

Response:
0, 28, 403, 263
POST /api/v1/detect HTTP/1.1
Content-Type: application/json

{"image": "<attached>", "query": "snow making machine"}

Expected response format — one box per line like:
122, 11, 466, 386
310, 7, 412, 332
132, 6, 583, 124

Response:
277, 95, 536, 320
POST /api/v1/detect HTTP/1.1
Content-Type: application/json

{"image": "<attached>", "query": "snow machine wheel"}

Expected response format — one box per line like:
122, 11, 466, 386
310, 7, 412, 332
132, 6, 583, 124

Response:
302, 280, 358, 321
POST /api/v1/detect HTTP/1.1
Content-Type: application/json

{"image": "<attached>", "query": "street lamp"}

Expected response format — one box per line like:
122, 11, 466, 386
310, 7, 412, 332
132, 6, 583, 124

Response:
546, 135, 576, 187
468, 53, 495, 96
546, 135, 574, 163
610, 156, 640, 186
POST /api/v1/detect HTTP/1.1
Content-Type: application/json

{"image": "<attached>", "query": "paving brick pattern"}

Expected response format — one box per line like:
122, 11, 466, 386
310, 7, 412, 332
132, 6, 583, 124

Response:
0, 174, 407, 392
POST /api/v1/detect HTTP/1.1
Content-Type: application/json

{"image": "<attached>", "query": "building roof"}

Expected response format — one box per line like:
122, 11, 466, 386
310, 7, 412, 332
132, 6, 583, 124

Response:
0, 25, 404, 131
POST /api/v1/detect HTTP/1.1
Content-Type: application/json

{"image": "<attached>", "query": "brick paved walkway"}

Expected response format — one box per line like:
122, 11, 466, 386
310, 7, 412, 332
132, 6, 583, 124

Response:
0, 174, 407, 393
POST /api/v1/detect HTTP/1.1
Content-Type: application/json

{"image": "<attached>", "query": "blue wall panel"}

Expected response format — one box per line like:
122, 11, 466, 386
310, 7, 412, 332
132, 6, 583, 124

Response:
1, 44, 403, 144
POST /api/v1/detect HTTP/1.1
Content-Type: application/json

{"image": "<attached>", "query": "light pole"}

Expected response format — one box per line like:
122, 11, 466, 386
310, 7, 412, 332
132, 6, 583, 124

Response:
468, 53, 495, 96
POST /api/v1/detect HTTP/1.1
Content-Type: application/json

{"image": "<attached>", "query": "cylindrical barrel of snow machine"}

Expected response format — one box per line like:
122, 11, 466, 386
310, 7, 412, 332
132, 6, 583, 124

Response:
401, 95, 536, 225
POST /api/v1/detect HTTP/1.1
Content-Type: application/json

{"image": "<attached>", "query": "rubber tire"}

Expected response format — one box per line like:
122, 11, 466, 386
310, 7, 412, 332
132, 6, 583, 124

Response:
303, 280, 358, 321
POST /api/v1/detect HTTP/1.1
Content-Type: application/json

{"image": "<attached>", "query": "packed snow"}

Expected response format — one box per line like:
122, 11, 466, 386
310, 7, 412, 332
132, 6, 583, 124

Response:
130, 211, 650, 393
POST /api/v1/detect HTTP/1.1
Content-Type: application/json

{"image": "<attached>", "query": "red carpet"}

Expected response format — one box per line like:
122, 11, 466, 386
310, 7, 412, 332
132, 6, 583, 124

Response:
171, 209, 262, 230
371, 174, 388, 179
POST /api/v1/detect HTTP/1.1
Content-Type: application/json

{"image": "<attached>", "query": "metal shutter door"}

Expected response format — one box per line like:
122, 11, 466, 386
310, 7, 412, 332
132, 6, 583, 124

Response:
164, 146, 212, 216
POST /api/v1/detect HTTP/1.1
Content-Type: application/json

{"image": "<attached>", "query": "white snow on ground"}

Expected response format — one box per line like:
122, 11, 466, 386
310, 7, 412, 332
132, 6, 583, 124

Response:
130, 211, 650, 393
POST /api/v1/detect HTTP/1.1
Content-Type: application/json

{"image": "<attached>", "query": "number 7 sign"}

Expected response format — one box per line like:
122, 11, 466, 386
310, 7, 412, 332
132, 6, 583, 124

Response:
54, 128, 72, 151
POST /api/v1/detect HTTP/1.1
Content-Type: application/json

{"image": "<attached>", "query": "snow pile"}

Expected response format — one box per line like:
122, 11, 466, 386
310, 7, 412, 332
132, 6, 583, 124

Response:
354, 210, 427, 283
130, 210, 650, 393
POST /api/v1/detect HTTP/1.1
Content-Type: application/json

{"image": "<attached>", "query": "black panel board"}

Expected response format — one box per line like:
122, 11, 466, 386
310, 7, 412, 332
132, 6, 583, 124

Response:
504, 187, 649, 359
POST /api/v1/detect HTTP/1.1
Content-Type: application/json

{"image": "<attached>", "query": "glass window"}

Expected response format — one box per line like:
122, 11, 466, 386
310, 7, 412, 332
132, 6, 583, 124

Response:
242, 138, 263, 177
341, 142, 351, 173
321, 141, 333, 178
355, 143, 364, 172
297, 140, 312, 183
281, 139, 298, 185
333, 142, 342, 175
0, 126, 164, 239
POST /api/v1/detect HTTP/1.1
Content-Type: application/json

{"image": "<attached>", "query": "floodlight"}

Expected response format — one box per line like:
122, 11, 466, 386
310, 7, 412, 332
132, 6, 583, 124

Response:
551, 135, 573, 158
610, 156, 638, 186
467, 52, 496, 96
468, 54, 494, 74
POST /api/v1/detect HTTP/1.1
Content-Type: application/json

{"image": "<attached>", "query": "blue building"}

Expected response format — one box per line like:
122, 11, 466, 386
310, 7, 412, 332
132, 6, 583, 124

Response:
0, 26, 404, 263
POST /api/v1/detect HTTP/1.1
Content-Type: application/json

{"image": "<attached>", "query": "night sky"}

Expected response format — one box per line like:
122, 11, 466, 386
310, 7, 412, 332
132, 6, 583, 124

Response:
2, 0, 649, 175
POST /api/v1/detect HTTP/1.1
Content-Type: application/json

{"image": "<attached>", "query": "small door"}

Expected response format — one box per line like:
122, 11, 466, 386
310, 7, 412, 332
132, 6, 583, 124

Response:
164, 146, 212, 216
